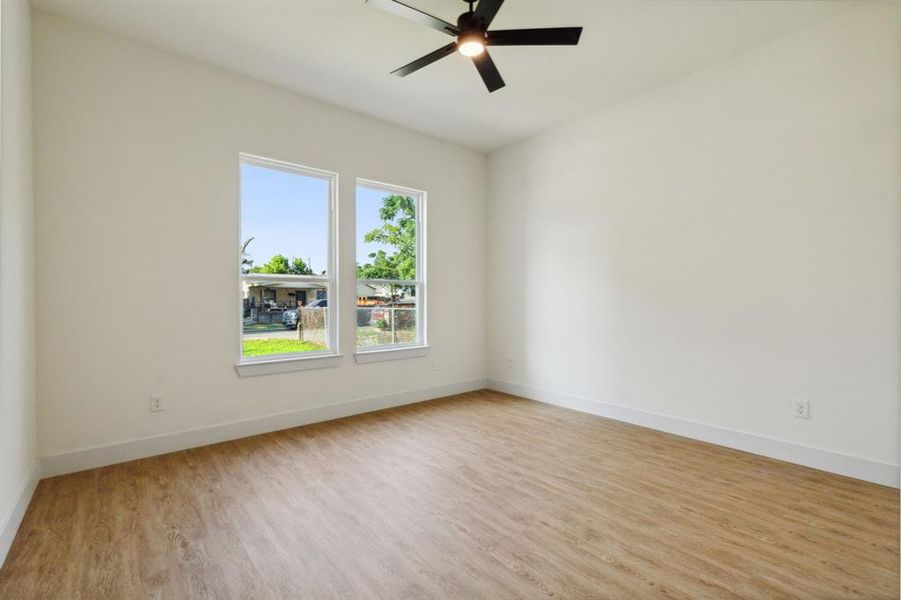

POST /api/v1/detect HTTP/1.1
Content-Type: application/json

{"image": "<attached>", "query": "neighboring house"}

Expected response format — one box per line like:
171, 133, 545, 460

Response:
242, 273, 327, 311
242, 277, 414, 316
356, 281, 415, 306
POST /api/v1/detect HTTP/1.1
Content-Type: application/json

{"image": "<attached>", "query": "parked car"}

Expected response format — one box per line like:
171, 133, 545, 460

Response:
282, 299, 327, 329
282, 309, 298, 329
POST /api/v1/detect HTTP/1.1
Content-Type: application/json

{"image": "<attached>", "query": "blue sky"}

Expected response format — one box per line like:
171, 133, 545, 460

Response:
241, 163, 330, 274
240, 164, 399, 273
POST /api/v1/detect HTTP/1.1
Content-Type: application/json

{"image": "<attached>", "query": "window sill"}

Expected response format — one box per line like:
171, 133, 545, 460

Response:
354, 345, 430, 364
235, 353, 343, 377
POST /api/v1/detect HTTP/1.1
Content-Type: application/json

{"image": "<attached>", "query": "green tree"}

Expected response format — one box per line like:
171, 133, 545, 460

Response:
251, 254, 313, 275
289, 257, 314, 275
356, 195, 417, 281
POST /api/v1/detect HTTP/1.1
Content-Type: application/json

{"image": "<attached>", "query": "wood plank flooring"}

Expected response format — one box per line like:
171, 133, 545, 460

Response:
0, 390, 897, 598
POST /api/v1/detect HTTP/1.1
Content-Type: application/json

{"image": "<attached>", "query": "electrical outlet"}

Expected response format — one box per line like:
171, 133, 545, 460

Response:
506, 358, 514, 369
792, 399, 810, 419
431, 360, 439, 372
150, 394, 165, 413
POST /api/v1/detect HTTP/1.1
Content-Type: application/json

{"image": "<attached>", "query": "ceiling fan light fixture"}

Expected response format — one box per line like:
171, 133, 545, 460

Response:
457, 33, 485, 57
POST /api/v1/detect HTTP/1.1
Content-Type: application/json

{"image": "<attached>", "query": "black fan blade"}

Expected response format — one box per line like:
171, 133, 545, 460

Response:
366, 0, 459, 36
487, 27, 582, 46
472, 50, 505, 93
473, 0, 504, 29
391, 43, 457, 77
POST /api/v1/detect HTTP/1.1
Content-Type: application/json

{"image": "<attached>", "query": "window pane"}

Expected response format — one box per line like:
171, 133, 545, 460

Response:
356, 283, 418, 348
242, 283, 328, 356
356, 185, 417, 281
241, 159, 332, 359
355, 181, 422, 350
242, 163, 329, 277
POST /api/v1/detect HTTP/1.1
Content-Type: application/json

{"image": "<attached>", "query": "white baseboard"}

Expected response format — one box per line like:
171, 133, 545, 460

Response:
0, 460, 40, 569
488, 379, 899, 489
42, 378, 487, 478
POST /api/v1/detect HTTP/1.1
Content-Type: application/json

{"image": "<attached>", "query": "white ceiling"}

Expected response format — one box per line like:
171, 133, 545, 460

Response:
33, 0, 854, 152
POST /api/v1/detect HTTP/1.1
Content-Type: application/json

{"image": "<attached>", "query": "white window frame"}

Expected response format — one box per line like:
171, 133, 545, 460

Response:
354, 178, 428, 363
235, 153, 341, 376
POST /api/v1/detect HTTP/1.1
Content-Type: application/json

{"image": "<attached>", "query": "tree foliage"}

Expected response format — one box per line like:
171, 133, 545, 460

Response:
356, 195, 417, 281
251, 254, 313, 275
290, 257, 314, 275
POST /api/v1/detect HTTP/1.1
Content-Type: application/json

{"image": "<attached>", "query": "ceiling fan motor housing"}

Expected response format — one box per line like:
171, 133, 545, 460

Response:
457, 11, 489, 34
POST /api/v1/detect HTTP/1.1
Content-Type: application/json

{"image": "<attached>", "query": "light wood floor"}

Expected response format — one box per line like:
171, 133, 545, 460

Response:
0, 390, 897, 599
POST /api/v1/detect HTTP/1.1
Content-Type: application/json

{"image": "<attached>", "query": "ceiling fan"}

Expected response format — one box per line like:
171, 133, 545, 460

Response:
366, 0, 582, 93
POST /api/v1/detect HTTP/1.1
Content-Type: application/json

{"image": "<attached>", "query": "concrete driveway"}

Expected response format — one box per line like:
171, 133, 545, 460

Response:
242, 328, 297, 340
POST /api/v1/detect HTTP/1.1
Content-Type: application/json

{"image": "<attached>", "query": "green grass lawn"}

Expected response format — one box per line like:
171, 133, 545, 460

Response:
242, 338, 325, 357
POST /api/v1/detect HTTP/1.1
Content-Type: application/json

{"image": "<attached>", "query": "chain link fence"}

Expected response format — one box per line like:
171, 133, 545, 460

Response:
356, 306, 417, 347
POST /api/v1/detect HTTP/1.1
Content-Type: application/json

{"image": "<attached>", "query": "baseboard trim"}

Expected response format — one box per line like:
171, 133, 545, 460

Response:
42, 378, 487, 478
0, 460, 40, 568
488, 379, 900, 489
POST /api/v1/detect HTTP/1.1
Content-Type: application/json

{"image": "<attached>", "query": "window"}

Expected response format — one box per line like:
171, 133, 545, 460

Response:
239, 155, 337, 364
355, 180, 425, 353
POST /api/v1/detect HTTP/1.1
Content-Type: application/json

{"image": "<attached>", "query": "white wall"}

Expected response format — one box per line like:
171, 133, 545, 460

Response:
27, 4, 901, 486
32, 13, 486, 461
0, 0, 37, 561
488, 5, 900, 478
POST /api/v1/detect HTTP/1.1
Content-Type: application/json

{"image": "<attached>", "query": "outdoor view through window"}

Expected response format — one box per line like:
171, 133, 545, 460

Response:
356, 182, 423, 349
240, 156, 333, 360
